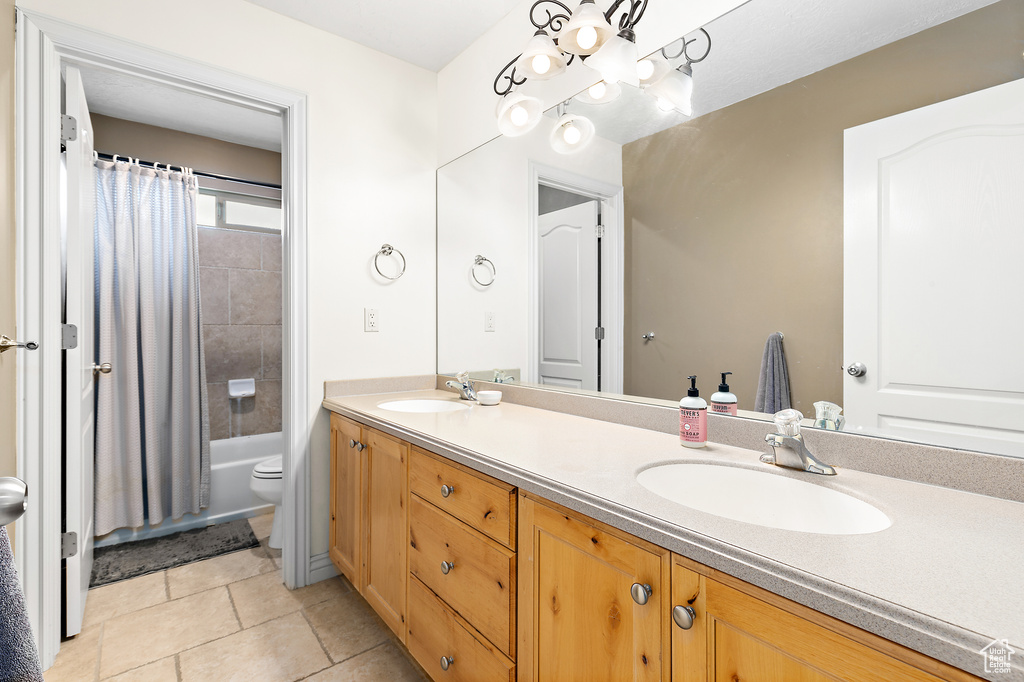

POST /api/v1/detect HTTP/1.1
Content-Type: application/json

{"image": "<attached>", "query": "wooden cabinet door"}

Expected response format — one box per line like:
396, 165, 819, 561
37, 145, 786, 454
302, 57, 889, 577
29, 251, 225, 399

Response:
329, 414, 363, 587
363, 427, 409, 641
519, 495, 671, 682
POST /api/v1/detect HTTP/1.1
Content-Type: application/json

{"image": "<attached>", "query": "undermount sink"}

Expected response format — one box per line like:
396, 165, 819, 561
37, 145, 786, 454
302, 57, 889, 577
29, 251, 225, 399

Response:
636, 463, 891, 535
377, 399, 471, 414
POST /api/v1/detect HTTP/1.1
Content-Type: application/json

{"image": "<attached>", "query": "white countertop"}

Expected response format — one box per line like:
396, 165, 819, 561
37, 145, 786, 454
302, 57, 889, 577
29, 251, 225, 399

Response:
323, 389, 1024, 681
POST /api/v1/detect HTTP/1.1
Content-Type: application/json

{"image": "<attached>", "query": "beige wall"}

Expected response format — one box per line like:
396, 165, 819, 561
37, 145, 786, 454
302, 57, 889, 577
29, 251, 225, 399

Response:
91, 114, 282, 185
623, 0, 1024, 414
1, 0, 15, 543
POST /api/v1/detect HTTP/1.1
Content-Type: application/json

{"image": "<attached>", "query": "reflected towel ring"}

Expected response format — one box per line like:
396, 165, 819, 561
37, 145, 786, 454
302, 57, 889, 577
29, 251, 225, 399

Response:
374, 244, 406, 280
472, 255, 496, 287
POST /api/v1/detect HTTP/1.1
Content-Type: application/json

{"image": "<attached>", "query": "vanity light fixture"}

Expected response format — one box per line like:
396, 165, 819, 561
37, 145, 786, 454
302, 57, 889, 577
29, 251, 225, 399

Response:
645, 29, 711, 116
493, 0, 649, 135
550, 101, 595, 154
576, 79, 622, 105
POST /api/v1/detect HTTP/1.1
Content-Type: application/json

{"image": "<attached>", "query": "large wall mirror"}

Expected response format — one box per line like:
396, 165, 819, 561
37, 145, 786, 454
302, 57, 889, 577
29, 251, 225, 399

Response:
437, 0, 1024, 459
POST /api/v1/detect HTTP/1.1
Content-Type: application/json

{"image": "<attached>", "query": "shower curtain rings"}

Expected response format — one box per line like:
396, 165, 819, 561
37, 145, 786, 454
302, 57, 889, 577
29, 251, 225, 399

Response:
472, 255, 496, 287
374, 244, 406, 280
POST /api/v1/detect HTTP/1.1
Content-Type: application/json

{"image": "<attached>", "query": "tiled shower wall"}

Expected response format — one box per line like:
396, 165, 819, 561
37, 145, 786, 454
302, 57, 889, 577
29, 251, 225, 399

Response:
198, 227, 283, 440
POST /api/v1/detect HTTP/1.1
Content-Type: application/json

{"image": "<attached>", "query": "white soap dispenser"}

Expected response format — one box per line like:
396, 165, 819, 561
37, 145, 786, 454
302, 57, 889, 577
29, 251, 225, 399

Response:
679, 375, 708, 448
710, 372, 738, 416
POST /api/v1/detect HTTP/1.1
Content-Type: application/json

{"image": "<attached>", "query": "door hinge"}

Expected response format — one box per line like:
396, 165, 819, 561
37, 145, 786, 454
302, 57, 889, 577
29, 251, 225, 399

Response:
595, 326, 605, 340
62, 323, 78, 350
61, 532, 78, 559
61, 115, 78, 143
596, 224, 605, 238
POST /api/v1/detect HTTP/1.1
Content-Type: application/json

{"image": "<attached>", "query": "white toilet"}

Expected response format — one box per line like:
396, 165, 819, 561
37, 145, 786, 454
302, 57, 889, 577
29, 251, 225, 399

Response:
250, 455, 284, 549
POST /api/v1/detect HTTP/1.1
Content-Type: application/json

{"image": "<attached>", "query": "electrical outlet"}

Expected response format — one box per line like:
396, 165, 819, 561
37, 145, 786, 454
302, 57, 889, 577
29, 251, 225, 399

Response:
364, 308, 379, 332
484, 311, 496, 332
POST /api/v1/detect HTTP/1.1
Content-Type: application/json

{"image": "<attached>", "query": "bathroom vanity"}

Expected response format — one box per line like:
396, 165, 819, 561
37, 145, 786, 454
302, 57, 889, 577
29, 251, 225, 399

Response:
324, 387, 1023, 681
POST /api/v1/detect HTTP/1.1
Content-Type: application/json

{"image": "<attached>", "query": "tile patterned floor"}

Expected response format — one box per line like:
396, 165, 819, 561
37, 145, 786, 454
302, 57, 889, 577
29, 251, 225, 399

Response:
47, 514, 429, 682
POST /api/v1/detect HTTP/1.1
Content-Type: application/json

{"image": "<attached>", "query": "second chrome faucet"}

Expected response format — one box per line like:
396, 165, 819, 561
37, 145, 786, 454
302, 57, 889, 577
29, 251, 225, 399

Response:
761, 409, 836, 475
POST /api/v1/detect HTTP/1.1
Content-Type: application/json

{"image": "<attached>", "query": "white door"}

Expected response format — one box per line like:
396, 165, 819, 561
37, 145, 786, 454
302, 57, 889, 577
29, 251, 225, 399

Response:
844, 77, 1024, 457
63, 65, 96, 637
538, 201, 600, 390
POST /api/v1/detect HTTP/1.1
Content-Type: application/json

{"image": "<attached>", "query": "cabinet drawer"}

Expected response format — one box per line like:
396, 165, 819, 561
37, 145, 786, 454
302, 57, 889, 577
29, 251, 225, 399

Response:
407, 577, 515, 682
410, 447, 516, 548
409, 495, 516, 658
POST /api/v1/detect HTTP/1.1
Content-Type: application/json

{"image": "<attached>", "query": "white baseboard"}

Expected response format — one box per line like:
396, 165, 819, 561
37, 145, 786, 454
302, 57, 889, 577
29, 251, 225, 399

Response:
308, 552, 339, 584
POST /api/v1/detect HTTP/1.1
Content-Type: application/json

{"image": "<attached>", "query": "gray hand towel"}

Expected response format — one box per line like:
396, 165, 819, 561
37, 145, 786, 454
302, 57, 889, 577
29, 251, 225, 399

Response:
755, 332, 792, 414
0, 527, 44, 682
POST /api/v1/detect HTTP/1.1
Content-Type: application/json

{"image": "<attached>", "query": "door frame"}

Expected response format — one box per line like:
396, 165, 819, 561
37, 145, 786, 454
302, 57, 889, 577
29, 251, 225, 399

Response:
15, 11, 310, 667
528, 162, 624, 393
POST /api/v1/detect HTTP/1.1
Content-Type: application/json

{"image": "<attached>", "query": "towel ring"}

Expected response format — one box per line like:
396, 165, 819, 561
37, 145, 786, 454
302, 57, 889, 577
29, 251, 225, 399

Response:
472, 255, 496, 287
374, 244, 406, 280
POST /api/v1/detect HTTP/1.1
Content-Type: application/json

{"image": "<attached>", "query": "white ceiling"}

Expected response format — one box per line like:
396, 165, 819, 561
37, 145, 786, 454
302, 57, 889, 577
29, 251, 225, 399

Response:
564, 0, 1000, 144
75, 66, 283, 152
244, 0, 524, 72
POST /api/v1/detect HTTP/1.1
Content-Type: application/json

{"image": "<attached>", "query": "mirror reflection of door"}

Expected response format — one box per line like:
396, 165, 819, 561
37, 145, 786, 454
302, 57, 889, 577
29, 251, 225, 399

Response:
538, 193, 601, 390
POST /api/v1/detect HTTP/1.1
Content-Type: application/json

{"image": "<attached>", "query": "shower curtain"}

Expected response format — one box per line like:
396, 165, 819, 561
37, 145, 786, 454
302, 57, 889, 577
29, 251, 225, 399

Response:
94, 158, 210, 536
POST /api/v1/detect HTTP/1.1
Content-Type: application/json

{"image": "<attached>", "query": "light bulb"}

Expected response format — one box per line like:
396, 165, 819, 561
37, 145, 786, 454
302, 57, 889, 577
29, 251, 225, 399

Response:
588, 81, 607, 100
562, 122, 582, 145
510, 104, 530, 127
576, 25, 598, 50
657, 97, 674, 112
637, 59, 655, 81
532, 53, 551, 75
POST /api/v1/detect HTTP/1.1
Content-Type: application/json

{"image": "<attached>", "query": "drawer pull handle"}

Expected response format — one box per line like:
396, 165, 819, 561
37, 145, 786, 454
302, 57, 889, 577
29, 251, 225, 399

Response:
630, 582, 653, 606
440, 655, 454, 671
672, 605, 696, 630
441, 484, 455, 498
440, 560, 455, 575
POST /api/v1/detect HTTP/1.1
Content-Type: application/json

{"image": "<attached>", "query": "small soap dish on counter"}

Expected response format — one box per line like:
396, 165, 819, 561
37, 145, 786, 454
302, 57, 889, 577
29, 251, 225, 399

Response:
476, 390, 502, 406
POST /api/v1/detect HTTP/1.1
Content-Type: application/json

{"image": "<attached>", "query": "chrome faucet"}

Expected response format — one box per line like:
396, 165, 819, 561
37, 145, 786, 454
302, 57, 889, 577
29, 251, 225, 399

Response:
760, 409, 836, 476
445, 372, 477, 401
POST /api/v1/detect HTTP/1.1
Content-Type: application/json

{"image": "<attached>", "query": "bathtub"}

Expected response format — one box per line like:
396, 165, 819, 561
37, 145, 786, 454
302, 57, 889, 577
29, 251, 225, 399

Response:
94, 432, 280, 548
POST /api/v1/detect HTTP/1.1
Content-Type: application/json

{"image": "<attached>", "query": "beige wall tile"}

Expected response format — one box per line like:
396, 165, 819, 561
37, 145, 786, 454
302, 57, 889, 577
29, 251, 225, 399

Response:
207, 382, 230, 441
166, 547, 275, 600
178, 611, 329, 682
261, 325, 282, 380
199, 267, 229, 325
304, 592, 390, 663
203, 325, 262, 383
104, 656, 177, 682
83, 571, 168, 629
229, 571, 349, 629
304, 642, 427, 682
46, 624, 101, 682
261, 234, 282, 272
98, 588, 238, 679
241, 380, 281, 436
229, 270, 281, 325
198, 227, 261, 269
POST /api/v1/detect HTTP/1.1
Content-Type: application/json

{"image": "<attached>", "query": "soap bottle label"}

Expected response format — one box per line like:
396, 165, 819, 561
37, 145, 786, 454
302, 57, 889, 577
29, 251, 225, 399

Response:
711, 402, 738, 416
680, 407, 707, 444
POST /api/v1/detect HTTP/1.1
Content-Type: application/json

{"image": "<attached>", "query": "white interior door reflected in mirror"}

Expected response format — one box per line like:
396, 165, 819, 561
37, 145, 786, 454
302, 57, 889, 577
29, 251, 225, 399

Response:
844, 76, 1024, 458
538, 201, 600, 390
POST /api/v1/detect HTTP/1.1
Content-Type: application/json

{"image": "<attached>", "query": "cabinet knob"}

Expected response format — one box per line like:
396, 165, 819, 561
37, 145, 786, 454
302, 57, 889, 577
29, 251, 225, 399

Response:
672, 605, 696, 630
440, 560, 455, 575
355, 442, 365, 452
630, 582, 653, 606
440, 655, 454, 671
349, 439, 357, 448
441, 484, 455, 498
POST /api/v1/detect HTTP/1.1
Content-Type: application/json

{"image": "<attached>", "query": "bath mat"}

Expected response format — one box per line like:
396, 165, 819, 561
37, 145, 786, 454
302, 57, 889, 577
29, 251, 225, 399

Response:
89, 518, 261, 588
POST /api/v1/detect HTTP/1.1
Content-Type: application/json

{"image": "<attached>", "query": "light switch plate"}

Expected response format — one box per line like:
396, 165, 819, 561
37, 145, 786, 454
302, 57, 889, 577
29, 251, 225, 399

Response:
484, 311, 495, 332
364, 308, 379, 332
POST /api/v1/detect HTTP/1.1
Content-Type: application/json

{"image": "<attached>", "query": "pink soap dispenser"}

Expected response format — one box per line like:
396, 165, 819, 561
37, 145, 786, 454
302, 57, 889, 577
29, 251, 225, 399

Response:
679, 375, 708, 448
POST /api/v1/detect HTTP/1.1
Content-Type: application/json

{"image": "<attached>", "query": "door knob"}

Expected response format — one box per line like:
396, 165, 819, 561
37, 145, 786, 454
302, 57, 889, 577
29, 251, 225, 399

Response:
846, 362, 867, 377
0, 477, 29, 526
93, 362, 112, 375
441, 560, 455, 575
440, 484, 455, 498
440, 655, 454, 671
672, 605, 696, 630
630, 582, 653, 605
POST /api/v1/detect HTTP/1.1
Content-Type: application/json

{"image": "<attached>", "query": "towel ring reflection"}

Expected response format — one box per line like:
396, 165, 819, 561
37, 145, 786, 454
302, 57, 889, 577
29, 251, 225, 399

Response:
472, 255, 496, 287
374, 244, 406, 280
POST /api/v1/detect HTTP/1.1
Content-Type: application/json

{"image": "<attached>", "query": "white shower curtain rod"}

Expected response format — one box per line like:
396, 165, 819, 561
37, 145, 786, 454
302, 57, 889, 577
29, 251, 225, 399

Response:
95, 151, 282, 190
